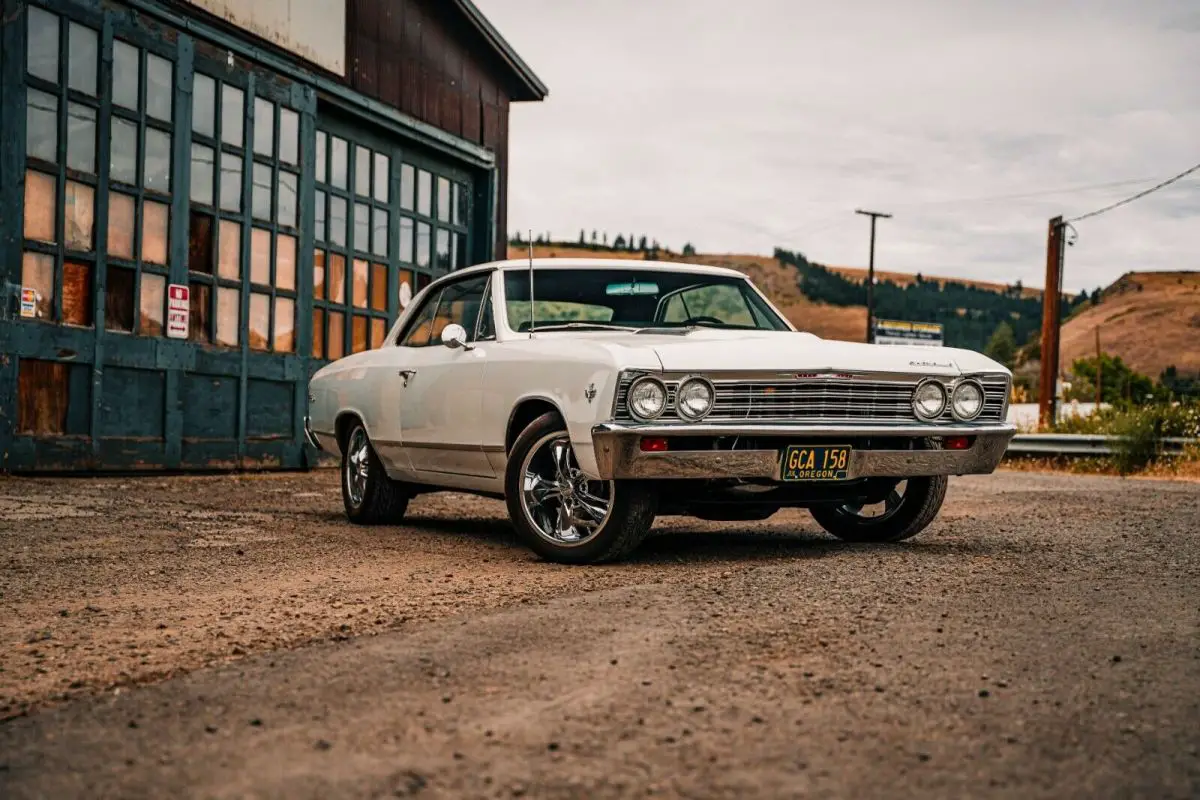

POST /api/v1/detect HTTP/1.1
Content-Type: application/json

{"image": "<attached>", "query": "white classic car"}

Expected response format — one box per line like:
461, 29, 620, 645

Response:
306, 258, 1015, 564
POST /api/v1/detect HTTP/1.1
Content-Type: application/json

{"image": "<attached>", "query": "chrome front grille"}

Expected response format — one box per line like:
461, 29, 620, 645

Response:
613, 373, 1010, 424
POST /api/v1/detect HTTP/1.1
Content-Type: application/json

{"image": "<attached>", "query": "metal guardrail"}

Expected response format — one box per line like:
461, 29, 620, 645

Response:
1006, 433, 1198, 457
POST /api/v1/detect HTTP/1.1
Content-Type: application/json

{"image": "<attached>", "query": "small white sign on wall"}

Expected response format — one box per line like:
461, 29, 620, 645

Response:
167, 284, 190, 339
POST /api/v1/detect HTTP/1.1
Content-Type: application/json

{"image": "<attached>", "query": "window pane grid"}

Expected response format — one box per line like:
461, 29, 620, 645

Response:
213, 87, 302, 354
313, 130, 399, 360
20, 11, 180, 337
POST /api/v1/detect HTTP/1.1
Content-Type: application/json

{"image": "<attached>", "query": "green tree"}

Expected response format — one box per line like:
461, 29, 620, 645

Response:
638, 235, 647, 251
614, 234, 627, 249
682, 242, 696, 256
1071, 354, 1161, 405
578, 229, 586, 244
983, 321, 1017, 367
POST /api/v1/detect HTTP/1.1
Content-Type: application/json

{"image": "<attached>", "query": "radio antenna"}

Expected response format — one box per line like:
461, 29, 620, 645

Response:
527, 229, 535, 338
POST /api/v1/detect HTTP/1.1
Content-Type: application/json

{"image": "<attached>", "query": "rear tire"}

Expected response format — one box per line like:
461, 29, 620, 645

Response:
505, 411, 657, 564
341, 423, 410, 525
810, 475, 947, 543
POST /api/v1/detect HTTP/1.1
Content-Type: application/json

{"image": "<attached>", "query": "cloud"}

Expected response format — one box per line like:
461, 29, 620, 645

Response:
480, 0, 1200, 291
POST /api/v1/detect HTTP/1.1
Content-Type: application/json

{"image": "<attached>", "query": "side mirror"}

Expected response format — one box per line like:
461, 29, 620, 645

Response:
440, 323, 471, 350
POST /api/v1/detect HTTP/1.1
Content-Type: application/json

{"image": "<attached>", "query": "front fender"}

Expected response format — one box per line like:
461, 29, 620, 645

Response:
508, 376, 613, 480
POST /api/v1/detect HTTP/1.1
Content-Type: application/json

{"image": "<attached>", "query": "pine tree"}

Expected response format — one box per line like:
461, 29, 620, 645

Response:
614, 234, 627, 249
579, 229, 586, 244
983, 321, 1016, 367
638, 236, 647, 251
682, 242, 696, 257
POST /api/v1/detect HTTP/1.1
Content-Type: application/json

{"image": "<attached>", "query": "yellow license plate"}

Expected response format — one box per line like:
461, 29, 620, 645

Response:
780, 445, 852, 482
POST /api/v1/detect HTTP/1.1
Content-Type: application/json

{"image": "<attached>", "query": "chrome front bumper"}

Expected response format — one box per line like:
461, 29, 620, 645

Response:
590, 422, 1017, 481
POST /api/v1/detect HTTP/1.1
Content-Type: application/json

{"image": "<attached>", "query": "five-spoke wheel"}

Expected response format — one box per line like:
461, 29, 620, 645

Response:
505, 412, 656, 563
340, 421, 410, 525
520, 433, 614, 546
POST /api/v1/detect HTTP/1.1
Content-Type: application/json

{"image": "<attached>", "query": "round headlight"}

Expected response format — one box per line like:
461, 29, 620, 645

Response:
951, 380, 984, 421
676, 378, 714, 421
627, 377, 667, 420
913, 380, 947, 420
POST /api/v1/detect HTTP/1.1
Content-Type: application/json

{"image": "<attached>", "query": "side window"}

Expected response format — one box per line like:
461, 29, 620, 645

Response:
660, 294, 688, 323
475, 278, 496, 341
661, 285, 756, 326
433, 274, 489, 342
397, 273, 489, 347
398, 289, 442, 347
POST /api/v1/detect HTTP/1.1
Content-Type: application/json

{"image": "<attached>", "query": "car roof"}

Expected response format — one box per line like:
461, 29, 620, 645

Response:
446, 257, 747, 280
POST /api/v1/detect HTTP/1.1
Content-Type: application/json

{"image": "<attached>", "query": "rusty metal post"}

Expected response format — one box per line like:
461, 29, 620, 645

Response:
1038, 216, 1065, 429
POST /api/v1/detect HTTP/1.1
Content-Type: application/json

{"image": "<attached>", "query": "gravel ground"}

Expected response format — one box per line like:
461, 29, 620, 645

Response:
1, 469, 1198, 798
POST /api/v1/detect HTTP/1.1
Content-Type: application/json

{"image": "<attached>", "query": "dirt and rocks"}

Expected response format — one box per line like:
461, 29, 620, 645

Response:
1, 469, 1198, 798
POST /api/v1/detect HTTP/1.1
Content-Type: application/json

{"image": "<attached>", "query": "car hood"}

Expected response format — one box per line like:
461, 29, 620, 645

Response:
594, 329, 1005, 377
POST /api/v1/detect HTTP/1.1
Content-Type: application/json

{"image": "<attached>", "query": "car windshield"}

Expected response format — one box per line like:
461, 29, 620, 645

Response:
502, 268, 789, 332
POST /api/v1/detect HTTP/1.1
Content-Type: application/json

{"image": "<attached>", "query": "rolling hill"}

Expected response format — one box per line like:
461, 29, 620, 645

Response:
504, 244, 1198, 377
1059, 272, 1200, 379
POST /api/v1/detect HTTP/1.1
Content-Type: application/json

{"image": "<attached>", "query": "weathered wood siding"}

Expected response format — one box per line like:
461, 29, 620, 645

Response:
345, 0, 512, 258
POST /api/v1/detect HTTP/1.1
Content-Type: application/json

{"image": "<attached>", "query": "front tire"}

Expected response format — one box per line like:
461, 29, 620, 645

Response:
505, 412, 657, 564
809, 475, 947, 543
341, 423, 409, 524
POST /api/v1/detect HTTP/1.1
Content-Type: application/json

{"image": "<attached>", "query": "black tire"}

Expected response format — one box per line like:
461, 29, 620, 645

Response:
504, 411, 657, 564
809, 475, 947, 543
341, 422, 410, 525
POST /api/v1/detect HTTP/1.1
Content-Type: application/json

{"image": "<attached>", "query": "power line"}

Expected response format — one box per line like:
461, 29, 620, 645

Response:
1066, 160, 1200, 223
889, 176, 1167, 209
765, 175, 1180, 241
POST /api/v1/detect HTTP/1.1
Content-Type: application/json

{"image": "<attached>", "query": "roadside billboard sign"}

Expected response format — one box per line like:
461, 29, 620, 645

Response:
873, 319, 944, 347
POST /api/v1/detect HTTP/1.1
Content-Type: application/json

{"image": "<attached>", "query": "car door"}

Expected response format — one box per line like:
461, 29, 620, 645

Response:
395, 272, 495, 478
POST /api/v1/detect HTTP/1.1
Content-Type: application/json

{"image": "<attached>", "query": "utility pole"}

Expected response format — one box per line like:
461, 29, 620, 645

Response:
855, 209, 892, 343
1037, 216, 1066, 429
1095, 325, 1102, 408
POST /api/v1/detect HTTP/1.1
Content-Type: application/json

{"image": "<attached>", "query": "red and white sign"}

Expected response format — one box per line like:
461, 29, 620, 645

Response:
166, 284, 190, 339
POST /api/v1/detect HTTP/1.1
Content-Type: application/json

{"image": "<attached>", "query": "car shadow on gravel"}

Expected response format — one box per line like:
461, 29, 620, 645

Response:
389, 513, 1029, 565
634, 526, 1032, 563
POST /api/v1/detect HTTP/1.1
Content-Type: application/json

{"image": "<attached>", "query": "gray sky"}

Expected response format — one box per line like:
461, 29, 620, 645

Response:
477, 0, 1199, 292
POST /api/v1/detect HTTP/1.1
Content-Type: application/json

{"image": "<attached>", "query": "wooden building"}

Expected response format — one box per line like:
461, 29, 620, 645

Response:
0, 0, 546, 471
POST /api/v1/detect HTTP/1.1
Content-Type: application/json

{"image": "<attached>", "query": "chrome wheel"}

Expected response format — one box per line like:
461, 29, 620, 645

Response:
839, 479, 908, 522
345, 428, 370, 508
519, 432, 614, 546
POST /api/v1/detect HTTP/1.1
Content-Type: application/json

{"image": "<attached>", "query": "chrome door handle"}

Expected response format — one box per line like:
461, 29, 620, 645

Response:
398, 369, 416, 386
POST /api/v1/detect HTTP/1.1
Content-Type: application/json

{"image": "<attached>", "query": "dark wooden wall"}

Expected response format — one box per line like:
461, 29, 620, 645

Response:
346, 0, 514, 258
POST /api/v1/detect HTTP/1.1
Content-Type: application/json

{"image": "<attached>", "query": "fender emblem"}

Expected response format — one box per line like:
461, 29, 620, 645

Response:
584, 383, 597, 403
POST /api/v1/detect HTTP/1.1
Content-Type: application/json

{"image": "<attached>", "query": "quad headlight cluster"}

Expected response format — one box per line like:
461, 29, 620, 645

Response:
626, 375, 716, 422
912, 378, 985, 422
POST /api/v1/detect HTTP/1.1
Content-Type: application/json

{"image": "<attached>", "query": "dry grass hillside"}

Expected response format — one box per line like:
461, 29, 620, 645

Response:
1059, 271, 1200, 378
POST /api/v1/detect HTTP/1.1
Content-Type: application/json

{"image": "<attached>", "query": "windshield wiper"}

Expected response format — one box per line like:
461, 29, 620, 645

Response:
683, 322, 760, 330
529, 322, 637, 332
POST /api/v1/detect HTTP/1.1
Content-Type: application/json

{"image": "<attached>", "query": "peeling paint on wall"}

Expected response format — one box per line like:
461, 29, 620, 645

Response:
182, 0, 346, 75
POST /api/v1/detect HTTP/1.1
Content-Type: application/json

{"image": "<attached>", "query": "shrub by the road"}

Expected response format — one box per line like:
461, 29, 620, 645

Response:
1054, 401, 1200, 475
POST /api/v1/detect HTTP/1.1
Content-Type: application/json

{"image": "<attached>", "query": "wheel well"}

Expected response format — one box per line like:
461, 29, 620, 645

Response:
335, 412, 363, 454
506, 399, 562, 454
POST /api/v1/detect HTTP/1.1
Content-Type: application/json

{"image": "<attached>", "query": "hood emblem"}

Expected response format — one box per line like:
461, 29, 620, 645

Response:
909, 360, 953, 369
792, 372, 855, 380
